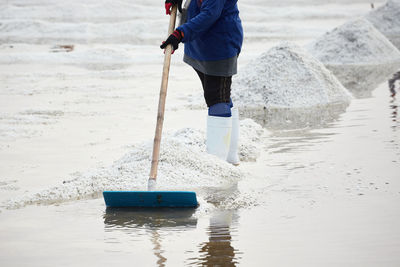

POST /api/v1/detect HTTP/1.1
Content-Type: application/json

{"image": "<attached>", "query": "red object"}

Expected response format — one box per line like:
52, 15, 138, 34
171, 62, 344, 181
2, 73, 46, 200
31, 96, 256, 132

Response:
165, 3, 173, 15
172, 30, 182, 41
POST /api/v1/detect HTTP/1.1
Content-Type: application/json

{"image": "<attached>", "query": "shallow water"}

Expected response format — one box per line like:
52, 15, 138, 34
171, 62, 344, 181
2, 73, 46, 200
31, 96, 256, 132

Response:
0, 82, 399, 266
1, 0, 400, 266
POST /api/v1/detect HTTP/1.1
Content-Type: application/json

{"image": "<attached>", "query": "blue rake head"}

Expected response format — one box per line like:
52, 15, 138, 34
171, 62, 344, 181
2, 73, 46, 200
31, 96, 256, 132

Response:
103, 191, 198, 208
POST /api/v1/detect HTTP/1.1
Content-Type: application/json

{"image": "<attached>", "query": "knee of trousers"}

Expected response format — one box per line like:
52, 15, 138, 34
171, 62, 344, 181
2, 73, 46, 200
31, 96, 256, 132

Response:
204, 78, 232, 107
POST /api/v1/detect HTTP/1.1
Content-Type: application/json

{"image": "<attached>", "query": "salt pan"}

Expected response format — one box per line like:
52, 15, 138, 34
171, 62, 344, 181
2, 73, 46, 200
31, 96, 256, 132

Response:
3, 120, 265, 209
232, 42, 352, 129
308, 18, 400, 98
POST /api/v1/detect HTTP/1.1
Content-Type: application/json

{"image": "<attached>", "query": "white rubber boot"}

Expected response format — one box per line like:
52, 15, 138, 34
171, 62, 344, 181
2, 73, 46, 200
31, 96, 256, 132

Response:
227, 107, 240, 165
206, 115, 232, 160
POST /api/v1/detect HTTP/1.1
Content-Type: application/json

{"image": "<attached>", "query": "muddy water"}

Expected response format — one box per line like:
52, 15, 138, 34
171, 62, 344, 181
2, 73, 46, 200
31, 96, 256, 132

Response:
0, 82, 399, 266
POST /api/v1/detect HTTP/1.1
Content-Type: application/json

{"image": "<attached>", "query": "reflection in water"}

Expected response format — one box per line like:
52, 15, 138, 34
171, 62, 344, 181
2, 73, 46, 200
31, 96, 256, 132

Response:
268, 128, 337, 154
388, 71, 399, 130
390, 97, 398, 130
151, 230, 167, 267
103, 207, 197, 229
241, 103, 348, 130
189, 211, 240, 266
104, 208, 197, 267
201, 183, 240, 207
328, 63, 400, 99
388, 71, 400, 97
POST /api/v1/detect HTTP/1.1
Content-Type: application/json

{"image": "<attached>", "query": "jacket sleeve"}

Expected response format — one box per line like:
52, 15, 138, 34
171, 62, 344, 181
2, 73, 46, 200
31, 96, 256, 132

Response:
177, 0, 226, 42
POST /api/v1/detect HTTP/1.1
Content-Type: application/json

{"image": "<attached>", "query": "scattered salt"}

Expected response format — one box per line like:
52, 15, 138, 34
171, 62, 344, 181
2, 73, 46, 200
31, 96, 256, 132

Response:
3, 120, 265, 209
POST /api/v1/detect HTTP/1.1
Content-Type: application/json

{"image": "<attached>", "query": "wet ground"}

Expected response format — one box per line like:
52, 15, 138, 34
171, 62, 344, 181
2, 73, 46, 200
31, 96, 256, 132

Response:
1, 82, 399, 266
1, 0, 400, 266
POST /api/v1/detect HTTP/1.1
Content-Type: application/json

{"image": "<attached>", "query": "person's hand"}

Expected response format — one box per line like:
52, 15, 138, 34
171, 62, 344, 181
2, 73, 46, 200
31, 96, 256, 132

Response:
165, 0, 183, 15
160, 30, 183, 54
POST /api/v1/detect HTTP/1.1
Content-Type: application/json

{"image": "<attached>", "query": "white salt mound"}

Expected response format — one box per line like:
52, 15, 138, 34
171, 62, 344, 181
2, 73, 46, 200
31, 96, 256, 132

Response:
308, 18, 400, 98
4, 120, 265, 209
232, 42, 352, 129
366, 0, 400, 49
308, 18, 400, 65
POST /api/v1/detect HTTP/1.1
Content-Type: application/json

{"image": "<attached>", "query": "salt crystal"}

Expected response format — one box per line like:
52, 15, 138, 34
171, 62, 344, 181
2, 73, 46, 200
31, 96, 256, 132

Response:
3, 121, 265, 209
308, 18, 400, 98
232, 42, 352, 129
366, 0, 400, 50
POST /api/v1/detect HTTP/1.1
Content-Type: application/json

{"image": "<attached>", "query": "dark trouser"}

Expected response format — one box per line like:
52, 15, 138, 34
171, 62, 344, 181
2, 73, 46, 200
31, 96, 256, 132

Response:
194, 68, 232, 107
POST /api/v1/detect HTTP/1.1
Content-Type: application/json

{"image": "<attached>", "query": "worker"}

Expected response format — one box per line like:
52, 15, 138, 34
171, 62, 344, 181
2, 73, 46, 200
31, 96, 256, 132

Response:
161, 0, 243, 165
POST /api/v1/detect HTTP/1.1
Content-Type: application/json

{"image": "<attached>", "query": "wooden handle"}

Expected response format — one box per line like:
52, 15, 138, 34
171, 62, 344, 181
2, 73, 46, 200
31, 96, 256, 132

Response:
149, 6, 177, 180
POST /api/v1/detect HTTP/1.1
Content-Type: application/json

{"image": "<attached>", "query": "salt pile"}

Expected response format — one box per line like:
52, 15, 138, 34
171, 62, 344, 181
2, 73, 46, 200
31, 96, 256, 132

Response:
3, 120, 265, 209
231, 42, 352, 129
366, 0, 400, 50
308, 18, 400, 98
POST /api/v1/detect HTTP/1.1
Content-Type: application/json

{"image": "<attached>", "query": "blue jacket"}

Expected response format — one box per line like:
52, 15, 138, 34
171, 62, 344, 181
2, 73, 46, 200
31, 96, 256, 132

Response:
177, 0, 243, 62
